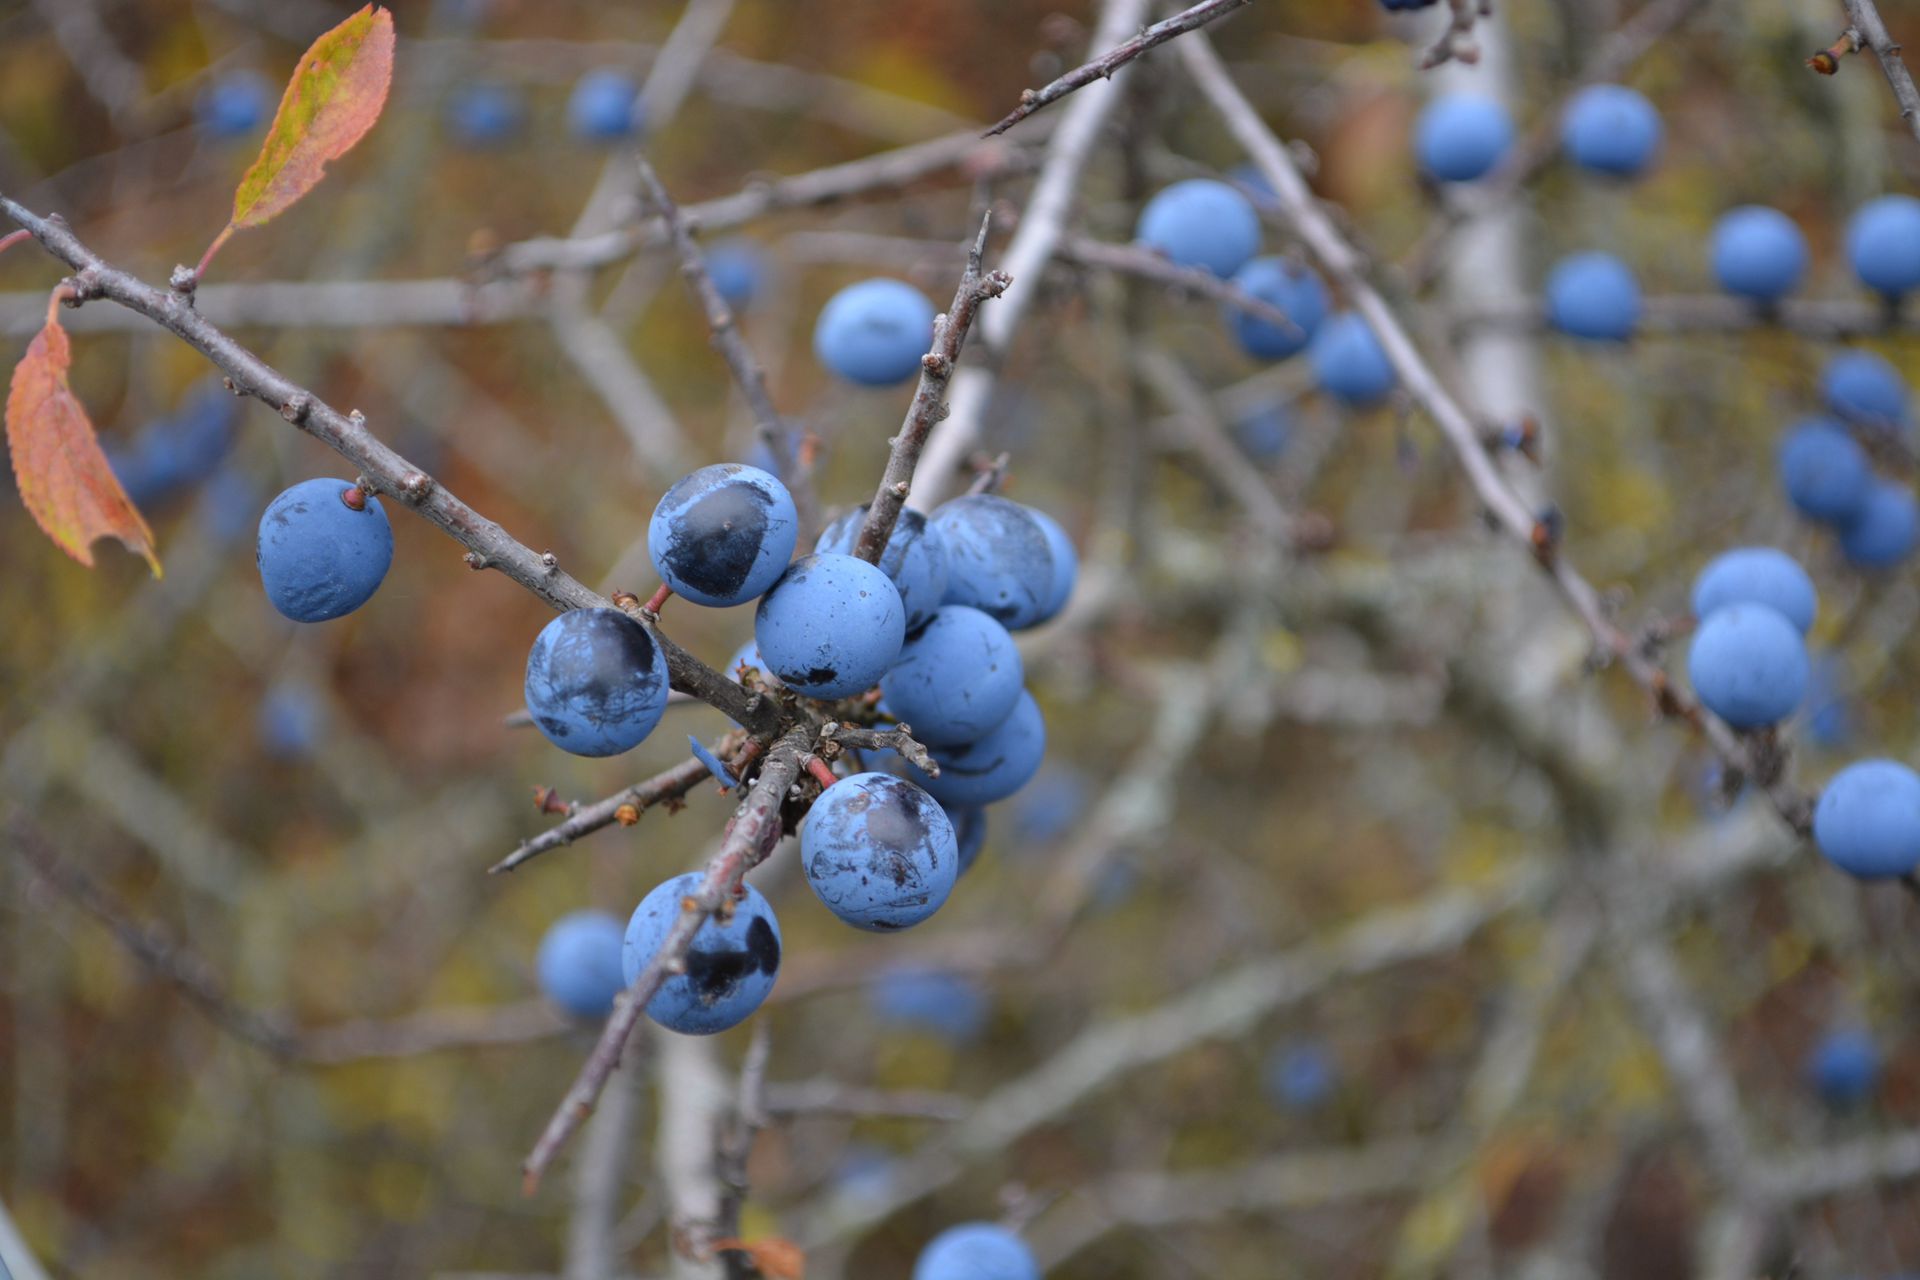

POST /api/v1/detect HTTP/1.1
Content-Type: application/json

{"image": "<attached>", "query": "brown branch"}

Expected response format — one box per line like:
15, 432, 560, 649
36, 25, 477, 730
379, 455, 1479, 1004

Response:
1057, 233, 1299, 330
985, 0, 1252, 136
852, 212, 1010, 563
818, 721, 939, 777
0, 195, 780, 740
1840, 0, 1920, 145
522, 726, 812, 1193
1174, 34, 1815, 838
630, 153, 818, 535
296, 1000, 572, 1064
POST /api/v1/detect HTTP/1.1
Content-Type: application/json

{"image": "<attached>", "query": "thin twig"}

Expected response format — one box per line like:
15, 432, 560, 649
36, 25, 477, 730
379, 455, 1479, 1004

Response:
985, 0, 1252, 136
493, 741, 742, 874
1454, 291, 1920, 339
852, 212, 1010, 563
818, 722, 939, 777
1840, 0, 1920, 145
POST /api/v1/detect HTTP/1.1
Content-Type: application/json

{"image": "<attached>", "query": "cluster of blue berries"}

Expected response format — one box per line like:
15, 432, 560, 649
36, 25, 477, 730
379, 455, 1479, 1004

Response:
1780, 352, 1917, 571
522, 460, 1073, 1036
443, 69, 649, 149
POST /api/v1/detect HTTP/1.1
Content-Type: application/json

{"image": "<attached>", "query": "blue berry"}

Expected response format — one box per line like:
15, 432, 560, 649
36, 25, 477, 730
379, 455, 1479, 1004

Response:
567, 68, 642, 141
256, 478, 394, 622
1381, 0, 1440, 9
196, 70, 274, 139
1689, 547, 1816, 634
1264, 1040, 1335, 1111
1710, 206, 1807, 302
537, 911, 627, 1019
1822, 351, 1908, 430
446, 83, 523, 146
1804, 655, 1852, 749
882, 606, 1024, 746
258, 681, 324, 759
1815, 759, 1920, 878
906, 690, 1046, 807
814, 279, 937, 386
755, 553, 906, 698
947, 802, 988, 875
622, 874, 781, 1035
1779, 419, 1871, 524
1027, 507, 1078, 624
870, 968, 990, 1042
912, 1223, 1039, 1280
1227, 163, 1277, 206
1414, 94, 1513, 183
1227, 257, 1328, 360
1847, 195, 1920, 297
650, 464, 799, 607
1840, 481, 1919, 570
930, 495, 1057, 630
1235, 404, 1293, 460
1309, 312, 1397, 406
814, 505, 950, 632
1808, 1027, 1882, 1105
1686, 603, 1808, 730
1546, 252, 1640, 342
524, 608, 671, 757
1010, 766, 1087, 845
705, 239, 766, 309
1560, 84, 1662, 177
1135, 179, 1262, 279
802, 773, 958, 931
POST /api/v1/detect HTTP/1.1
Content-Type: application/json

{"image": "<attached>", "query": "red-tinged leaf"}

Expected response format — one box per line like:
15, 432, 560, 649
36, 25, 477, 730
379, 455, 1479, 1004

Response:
712, 1237, 805, 1279
6, 297, 161, 577
197, 5, 395, 277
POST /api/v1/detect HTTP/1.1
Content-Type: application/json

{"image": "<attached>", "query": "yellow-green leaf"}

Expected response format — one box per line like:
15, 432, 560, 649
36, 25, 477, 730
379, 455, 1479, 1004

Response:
197, 5, 395, 276
6, 293, 161, 577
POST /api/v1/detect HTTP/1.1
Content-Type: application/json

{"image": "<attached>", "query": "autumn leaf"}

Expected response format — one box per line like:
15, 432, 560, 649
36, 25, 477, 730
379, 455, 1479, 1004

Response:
711, 1237, 805, 1279
6, 294, 161, 577
196, 4, 395, 278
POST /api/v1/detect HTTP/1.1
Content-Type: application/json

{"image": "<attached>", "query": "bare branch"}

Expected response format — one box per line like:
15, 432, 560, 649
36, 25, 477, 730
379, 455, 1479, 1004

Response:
985, 0, 1252, 136
1455, 291, 1920, 339
818, 722, 939, 777
493, 741, 743, 875
1838, 0, 1920, 145
852, 212, 1010, 563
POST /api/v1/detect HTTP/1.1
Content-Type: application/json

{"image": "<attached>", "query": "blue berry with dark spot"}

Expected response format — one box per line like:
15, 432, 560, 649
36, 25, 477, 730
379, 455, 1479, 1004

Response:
1546, 252, 1640, 341
1779, 419, 1871, 524
802, 772, 958, 931
524, 608, 670, 757
568, 68, 643, 141
814, 279, 937, 386
1381, 0, 1440, 9
197, 70, 274, 139
912, 1223, 1039, 1280
705, 240, 766, 309
905, 690, 1046, 808
1847, 195, 1920, 297
1815, 759, 1920, 878
870, 968, 990, 1042
623, 874, 781, 1034
1808, 1027, 1881, 1105
1690, 547, 1816, 634
1310, 312, 1396, 406
1135, 179, 1261, 279
930, 495, 1057, 630
882, 606, 1024, 747
537, 911, 627, 1019
755, 554, 906, 699
1840, 481, 1919, 569
1560, 84, 1661, 178
814, 505, 950, 632
256, 478, 394, 622
1227, 257, 1328, 360
1415, 94, 1513, 183
649, 464, 799, 607
1710, 206, 1807, 302
1822, 351, 1908, 430
1686, 603, 1808, 731
947, 802, 988, 876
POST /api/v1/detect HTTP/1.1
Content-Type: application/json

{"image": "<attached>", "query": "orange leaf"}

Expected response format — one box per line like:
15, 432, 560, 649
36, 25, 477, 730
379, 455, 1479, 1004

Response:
711, 1237, 805, 1279
197, 5, 395, 276
6, 297, 160, 577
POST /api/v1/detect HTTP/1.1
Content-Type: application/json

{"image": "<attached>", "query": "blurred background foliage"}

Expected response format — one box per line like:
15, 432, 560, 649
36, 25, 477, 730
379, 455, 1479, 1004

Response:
2, 0, 1920, 1277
